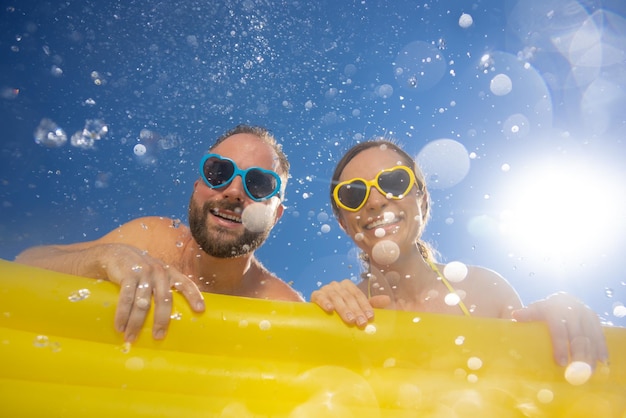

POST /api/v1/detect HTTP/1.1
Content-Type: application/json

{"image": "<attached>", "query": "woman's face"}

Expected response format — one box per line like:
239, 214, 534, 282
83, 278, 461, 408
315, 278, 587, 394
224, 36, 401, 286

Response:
336, 146, 426, 263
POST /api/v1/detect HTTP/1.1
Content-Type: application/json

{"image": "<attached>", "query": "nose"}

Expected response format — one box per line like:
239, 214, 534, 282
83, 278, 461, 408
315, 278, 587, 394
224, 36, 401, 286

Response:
222, 174, 247, 201
364, 185, 388, 211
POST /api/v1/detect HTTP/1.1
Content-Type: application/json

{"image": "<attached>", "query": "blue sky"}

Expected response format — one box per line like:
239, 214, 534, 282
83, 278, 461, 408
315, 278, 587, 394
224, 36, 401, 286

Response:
1, 0, 625, 326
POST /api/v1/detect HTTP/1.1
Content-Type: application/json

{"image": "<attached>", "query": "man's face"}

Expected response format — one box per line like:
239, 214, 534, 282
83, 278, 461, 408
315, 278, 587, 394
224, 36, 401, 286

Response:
188, 133, 284, 258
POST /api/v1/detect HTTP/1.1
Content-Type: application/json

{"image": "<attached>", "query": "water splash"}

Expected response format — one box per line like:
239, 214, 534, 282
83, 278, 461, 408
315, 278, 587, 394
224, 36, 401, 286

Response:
34, 118, 67, 148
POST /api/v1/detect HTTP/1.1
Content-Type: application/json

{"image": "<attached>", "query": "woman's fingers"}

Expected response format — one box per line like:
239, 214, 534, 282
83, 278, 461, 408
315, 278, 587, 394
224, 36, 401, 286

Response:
513, 293, 608, 368
311, 280, 374, 327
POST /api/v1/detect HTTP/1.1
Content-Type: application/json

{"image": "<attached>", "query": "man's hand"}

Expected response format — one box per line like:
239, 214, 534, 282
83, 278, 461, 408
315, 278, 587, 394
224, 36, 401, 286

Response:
102, 245, 205, 342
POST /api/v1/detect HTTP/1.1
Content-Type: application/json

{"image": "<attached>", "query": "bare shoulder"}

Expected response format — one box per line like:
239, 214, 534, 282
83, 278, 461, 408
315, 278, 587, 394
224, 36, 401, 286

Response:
465, 265, 512, 290
111, 216, 187, 233
100, 217, 189, 241
453, 264, 523, 318
94, 216, 190, 258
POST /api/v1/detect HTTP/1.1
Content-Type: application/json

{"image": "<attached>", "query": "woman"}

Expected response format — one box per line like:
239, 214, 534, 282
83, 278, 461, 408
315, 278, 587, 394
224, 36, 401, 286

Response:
311, 139, 607, 368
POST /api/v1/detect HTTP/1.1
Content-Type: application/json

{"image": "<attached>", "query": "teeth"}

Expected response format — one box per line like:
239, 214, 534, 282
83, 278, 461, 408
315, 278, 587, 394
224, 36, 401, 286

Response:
366, 214, 399, 229
211, 208, 242, 223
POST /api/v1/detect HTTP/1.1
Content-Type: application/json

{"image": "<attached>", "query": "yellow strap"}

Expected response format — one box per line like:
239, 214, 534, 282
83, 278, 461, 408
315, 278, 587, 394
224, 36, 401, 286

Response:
424, 258, 471, 317
366, 258, 471, 317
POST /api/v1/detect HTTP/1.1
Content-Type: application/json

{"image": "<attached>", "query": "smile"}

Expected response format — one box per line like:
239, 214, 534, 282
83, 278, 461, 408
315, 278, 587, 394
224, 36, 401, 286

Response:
364, 212, 401, 230
211, 208, 242, 223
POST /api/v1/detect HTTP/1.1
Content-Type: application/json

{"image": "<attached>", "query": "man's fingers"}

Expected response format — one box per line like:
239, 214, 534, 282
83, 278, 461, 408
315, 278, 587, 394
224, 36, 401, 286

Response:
171, 276, 205, 313
114, 280, 137, 333
151, 279, 175, 340
123, 282, 153, 342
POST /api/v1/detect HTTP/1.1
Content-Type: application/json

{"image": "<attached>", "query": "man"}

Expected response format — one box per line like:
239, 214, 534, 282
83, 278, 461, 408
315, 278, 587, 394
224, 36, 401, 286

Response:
16, 125, 304, 342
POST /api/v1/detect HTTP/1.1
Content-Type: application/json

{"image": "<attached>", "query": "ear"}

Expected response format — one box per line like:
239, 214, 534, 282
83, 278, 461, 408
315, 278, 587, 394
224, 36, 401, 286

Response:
273, 201, 284, 224
420, 193, 429, 220
417, 191, 429, 224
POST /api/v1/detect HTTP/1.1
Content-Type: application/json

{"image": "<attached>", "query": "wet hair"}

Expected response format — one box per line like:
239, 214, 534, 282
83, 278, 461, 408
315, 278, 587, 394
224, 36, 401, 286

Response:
210, 124, 290, 197
330, 138, 437, 262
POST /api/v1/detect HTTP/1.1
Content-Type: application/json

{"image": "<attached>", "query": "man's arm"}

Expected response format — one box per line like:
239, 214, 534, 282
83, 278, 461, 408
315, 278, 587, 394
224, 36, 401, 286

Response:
15, 217, 205, 342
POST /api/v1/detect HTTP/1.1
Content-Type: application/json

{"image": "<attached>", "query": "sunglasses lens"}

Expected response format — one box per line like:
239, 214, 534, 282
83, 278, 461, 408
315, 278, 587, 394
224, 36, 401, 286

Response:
337, 180, 368, 209
203, 157, 234, 187
245, 169, 279, 200
378, 169, 411, 196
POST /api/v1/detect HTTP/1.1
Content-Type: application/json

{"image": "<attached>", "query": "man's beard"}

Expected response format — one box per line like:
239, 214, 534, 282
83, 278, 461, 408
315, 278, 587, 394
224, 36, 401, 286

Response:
188, 197, 272, 258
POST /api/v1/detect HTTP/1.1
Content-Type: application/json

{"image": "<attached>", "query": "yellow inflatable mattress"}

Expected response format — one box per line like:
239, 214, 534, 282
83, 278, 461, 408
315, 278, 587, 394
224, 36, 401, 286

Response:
0, 259, 624, 417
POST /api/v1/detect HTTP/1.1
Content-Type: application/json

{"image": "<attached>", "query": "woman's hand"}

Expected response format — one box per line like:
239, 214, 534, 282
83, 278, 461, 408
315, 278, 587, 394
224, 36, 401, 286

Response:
311, 279, 382, 327
512, 292, 608, 368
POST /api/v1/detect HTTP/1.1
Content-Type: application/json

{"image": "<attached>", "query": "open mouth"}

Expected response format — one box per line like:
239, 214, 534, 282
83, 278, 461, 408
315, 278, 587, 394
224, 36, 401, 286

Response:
211, 208, 242, 223
364, 212, 401, 230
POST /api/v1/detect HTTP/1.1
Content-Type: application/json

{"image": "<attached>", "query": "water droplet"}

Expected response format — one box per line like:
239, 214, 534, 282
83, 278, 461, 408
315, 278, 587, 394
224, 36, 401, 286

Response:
70, 119, 108, 149
613, 304, 626, 318
443, 261, 468, 283
135, 297, 150, 310
371, 240, 400, 265
242, 202, 272, 232
364, 324, 377, 334
125, 356, 145, 371
455, 336, 465, 345
459, 13, 473, 28
34, 335, 49, 348
537, 388, 554, 404
383, 357, 396, 367
134, 143, 147, 156
34, 118, 67, 147
467, 356, 483, 370
564, 361, 592, 386
444, 292, 461, 306
490, 73, 513, 96
170, 312, 182, 320
259, 319, 271, 330
68, 288, 91, 302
